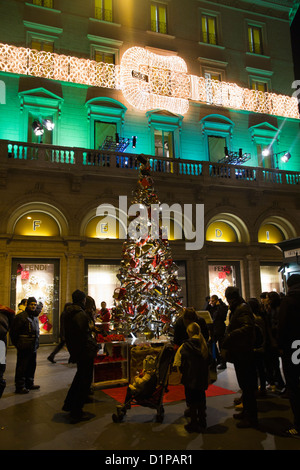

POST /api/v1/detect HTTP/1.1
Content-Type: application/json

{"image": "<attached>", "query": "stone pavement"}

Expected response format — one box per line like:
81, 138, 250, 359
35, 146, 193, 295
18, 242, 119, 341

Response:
0, 345, 299, 457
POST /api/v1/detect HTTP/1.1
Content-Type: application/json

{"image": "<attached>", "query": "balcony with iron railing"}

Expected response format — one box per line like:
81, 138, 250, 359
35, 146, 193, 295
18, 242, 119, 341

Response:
0, 139, 299, 190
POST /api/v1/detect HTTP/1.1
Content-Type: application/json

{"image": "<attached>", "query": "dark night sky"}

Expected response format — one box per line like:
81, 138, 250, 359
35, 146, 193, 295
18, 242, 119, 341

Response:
290, 6, 300, 80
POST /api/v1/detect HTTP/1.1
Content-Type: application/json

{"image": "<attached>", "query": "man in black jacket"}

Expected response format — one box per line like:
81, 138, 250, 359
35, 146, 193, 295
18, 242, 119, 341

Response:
222, 286, 258, 428
62, 290, 98, 423
278, 274, 300, 437
10, 297, 40, 394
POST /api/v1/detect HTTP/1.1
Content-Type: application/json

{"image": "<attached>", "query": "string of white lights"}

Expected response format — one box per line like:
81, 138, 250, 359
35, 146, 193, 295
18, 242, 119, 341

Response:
0, 43, 298, 119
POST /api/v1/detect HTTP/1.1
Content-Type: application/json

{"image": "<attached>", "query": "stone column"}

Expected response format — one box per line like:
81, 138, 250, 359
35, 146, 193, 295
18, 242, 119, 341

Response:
247, 254, 262, 299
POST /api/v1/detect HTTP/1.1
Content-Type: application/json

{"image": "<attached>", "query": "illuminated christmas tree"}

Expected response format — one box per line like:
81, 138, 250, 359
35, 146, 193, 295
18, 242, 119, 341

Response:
113, 155, 183, 336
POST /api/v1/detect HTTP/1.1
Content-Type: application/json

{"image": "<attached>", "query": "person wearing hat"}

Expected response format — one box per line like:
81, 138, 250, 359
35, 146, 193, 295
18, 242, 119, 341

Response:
10, 297, 41, 394
278, 274, 300, 437
62, 290, 98, 424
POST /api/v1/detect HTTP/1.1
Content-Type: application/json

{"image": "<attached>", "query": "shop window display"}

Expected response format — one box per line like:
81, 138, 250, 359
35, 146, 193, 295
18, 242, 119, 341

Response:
260, 264, 283, 293
208, 263, 240, 302
11, 259, 59, 342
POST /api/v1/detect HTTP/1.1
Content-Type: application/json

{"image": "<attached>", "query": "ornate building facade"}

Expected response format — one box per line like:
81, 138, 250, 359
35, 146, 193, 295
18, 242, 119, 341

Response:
0, 0, 299, 343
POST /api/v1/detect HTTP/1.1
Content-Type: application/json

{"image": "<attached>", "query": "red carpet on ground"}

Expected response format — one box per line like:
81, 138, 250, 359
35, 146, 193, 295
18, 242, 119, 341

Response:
102, 384, 235, 405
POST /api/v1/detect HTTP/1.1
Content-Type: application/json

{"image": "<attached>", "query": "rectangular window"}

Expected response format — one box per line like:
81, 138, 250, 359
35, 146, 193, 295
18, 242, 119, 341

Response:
260, 264, 282, 293
251, 80, 268, 93
28, 113, 54, 145
154, 130, 174, 158
31, 38, 54, 52
95, 0, 113, 22
94, 50, 115, 65
257, 144, 273, 169
205, 71, 221, 82
151, 3, 167, 34
33, 0, 53, 8
202, 15, 217, 45
86, 262, 120, 309
248, 26, 263, 54
95, 121, 117, 150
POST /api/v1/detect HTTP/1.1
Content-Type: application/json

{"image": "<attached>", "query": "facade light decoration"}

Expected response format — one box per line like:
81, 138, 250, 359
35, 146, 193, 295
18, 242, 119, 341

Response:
262, 148, 270, 157
281, 151, 291, 163
32, 120, 44, 136
100, 134, 137, 152
0, 43, 299, 119
42, 119, 55, 131
273, 151, 292, 169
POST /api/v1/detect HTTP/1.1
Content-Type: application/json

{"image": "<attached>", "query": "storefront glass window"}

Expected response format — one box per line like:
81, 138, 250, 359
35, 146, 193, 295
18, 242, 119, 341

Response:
86, 263, 120, 309
260, 264, 282, 293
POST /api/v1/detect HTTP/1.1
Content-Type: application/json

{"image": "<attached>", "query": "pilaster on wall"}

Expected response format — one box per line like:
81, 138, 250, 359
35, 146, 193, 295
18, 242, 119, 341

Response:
247, 254, 262, 299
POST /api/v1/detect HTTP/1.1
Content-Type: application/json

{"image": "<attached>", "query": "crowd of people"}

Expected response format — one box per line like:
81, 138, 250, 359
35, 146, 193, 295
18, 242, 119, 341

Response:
172, 276, 300, 437
0, 276, 299, 435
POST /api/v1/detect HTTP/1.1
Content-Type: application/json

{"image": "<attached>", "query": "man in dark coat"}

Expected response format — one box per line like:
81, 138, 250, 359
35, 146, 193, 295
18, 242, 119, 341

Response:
208, 295, 228, 368
278, 274, 300, 437
0, 305, 15, 398
222, 286, 258, 428
62, 290, 98, 423
10, 297, 40, 394
173, 307, 209, 348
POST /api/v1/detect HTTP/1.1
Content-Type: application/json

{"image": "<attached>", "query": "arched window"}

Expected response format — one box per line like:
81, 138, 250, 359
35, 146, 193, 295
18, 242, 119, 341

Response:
7, 202, 68, 237
206, 212, 250, 243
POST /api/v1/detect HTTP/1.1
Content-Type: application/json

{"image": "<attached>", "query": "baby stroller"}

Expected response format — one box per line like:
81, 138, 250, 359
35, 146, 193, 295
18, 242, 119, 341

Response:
112, 343, 174, 423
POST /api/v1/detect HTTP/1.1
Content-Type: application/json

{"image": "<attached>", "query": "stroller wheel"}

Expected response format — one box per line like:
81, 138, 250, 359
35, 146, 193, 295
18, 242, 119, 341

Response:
112, 413, 123, 423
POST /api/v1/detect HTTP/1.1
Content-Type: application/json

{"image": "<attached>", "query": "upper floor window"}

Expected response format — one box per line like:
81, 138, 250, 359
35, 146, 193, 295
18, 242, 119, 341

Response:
33, 0, 53, 7
31, 38, 54, 53
94, 49, 115, 65
251, 79, 268, 93
95, 0, 113, 22
154, 130, 174, 158
204, 71, 221, 82
201, 14, 218, 45
151, 3, 167, 34
248, 25, 263, 54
